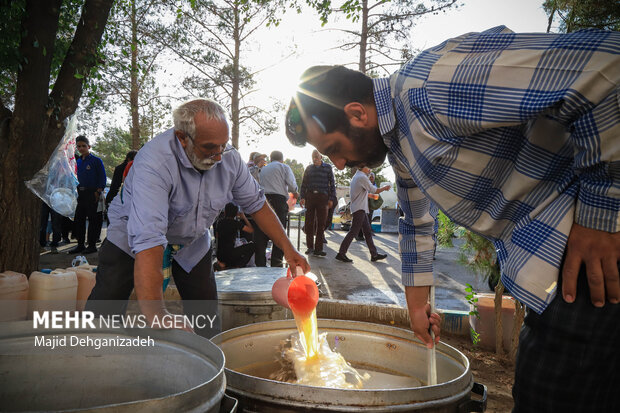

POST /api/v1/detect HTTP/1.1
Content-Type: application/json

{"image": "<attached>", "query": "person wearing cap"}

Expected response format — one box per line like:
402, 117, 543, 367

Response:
285, 27, 619, 412
249, 153, 267, 183
336, 166, 390, 263
300, 149, 336, 256
87, 99, 309, 338
247, 151, 259, 167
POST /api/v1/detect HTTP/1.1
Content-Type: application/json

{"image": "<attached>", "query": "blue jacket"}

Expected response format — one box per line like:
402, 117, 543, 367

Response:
76, 153, 106, 189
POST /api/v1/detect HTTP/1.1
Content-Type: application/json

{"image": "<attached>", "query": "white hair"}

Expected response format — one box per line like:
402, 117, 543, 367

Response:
172, 98, 228, 139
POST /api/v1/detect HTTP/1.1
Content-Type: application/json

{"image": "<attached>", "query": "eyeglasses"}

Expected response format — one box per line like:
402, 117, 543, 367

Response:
285, 99, 308, 147
285, 99, 328, 147
185, 134, 234, 159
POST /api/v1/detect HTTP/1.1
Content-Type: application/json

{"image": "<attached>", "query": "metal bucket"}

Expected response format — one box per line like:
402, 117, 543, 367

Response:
212, 319, 486, 412
0, 321, 236, 412
215, 267, 292, 331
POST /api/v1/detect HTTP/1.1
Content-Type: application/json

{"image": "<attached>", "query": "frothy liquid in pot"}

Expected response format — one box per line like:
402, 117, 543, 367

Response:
283, 307, 369, 389
284, 331, 369, 389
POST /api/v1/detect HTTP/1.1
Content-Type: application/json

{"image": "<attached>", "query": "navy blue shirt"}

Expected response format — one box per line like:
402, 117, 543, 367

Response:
76, 153, 106, 189
300, 162, 336, 201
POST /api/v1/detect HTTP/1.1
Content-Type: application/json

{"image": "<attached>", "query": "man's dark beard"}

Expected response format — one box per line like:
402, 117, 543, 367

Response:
344, 124, 388, 168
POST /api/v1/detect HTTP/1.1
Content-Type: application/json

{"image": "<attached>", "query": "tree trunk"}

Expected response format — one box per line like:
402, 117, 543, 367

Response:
231, 5, 241, 149
358, 0, 369, 74
0, 0, 62, 274
510, 299, 526, 361
0, 0, 114, 274
494, 279, 505, 355
546, 6, 556, 32
130, 0, 140, 150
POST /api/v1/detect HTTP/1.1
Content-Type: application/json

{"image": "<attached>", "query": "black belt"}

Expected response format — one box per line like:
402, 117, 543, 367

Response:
266, 193, 287, 201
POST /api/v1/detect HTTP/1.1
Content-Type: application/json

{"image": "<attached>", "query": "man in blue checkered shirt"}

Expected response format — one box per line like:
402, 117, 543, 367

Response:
286, 26, 619, 411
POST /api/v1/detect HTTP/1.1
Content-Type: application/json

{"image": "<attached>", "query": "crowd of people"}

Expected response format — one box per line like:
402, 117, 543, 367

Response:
40, 115, 387, 272
212, 146, 394, 270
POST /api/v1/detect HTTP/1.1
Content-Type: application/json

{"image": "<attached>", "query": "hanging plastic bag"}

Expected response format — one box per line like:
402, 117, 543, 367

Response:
25, 116, 79, 218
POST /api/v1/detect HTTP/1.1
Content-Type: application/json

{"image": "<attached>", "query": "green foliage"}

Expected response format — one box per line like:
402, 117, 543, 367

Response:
0, 0, 82, 108
334, 167, 354, 187
332, 161, 390, 187
0, 0, 25, 106
436, 210, 457, 247
92, 126, 148, 177
458, 230, 500, 284
465, 283, 480, 347
543, 0, 620, 32
81, 0, 170, 141
284, 158, 305, 190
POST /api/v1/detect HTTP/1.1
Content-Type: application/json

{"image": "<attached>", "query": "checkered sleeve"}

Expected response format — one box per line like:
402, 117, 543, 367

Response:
392, 158, 436, 286
572, 87, 620, 233
424, 29, 620, 233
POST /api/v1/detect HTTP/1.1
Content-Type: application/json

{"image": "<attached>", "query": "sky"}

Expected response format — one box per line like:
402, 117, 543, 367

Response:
237, 0, 551, 177
92, 0, 552, 179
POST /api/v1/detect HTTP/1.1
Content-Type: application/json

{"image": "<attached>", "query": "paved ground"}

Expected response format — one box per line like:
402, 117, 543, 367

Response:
40, 221, 490, 311
300, 228, 489, 311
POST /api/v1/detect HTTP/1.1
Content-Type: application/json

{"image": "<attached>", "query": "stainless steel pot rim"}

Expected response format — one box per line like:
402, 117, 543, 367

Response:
1, 321, 227, 406
214, 319, 472, 393
227, 379, 474, 412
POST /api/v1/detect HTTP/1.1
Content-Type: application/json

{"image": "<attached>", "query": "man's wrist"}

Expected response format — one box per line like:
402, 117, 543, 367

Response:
405, 285, 430, 309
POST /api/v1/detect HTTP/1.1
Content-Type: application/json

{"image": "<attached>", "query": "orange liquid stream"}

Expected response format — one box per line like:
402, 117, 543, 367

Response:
285, 276, 368, 388
292, 308, 319, 359
287, 275, 320, 358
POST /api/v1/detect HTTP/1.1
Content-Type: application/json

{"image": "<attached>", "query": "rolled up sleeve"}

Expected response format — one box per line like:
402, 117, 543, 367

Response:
392, 159, 437, 287
127, 154, 171, 254
362, 176, 377, 194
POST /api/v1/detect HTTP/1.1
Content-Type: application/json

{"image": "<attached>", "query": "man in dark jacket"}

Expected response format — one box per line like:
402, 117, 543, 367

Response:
300, 149, 336, 256
106, 150, 137, 207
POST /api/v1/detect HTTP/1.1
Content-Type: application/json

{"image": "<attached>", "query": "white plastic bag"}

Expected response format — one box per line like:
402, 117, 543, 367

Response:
25, 116, 79, 218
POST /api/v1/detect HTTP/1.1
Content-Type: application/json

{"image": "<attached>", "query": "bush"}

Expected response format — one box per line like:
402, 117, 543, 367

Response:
436, 211, 457, 247
458, 230, 500, 286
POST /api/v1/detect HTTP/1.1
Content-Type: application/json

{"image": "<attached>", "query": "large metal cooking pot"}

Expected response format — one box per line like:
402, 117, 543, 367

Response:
212, 319, 486, 412
0, 321, 236, 412
215, 267, 292, 331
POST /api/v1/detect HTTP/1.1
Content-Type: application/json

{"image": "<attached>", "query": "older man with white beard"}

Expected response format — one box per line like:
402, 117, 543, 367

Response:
87, 99, 309, 338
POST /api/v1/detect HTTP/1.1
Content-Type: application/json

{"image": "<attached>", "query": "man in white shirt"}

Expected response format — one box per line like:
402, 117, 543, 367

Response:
336, 167, 390, 263
255, 150, 298, 267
